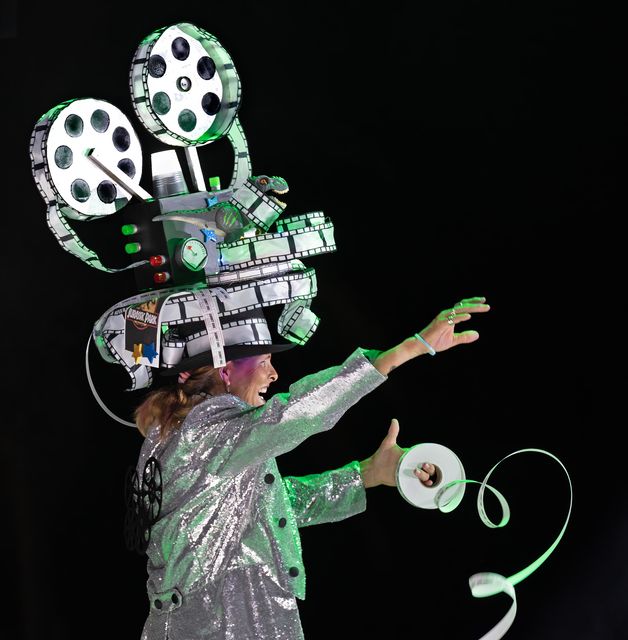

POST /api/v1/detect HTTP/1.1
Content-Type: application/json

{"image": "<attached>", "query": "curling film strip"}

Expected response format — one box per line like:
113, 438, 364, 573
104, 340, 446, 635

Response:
218, 213, 334, 271
228, 178, 284, 232
396, 444, 572, 640
206, 258, 307, 286
94, 264, 320, 389
46, 203, 147, 273
226, 117, 252, 192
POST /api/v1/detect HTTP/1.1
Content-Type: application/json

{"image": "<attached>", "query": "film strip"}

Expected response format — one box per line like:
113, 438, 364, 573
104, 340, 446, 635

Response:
32, 22, 340, 395
103, 331, 153, 391
218, 217, 335, 271
278, 301, 320, 346
226, 117, 252, 192
30, 100, 91, 222
275, 211, 327, 233
46, 203, 146, 273
95, 267, 320, 388
228, 178, 284, 231
165, 318, 272, 370
160, 269, 317, 320
94, 287, 191, 388
129, 23, 241, 147
206, 259, 307, 286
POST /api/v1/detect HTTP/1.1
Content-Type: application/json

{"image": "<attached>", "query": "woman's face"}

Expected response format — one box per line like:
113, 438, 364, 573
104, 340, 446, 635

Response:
225, 354, 278, 407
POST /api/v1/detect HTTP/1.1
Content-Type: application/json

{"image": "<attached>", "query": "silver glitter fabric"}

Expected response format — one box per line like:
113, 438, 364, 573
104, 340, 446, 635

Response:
137, 348, 386, 639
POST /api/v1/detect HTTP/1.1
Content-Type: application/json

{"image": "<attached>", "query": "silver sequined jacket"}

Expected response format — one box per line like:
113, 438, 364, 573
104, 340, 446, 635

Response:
136, 348, 386, 639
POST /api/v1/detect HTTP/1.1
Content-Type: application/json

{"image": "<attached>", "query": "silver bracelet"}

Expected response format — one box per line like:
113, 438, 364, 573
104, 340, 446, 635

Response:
414, 333, 436, 356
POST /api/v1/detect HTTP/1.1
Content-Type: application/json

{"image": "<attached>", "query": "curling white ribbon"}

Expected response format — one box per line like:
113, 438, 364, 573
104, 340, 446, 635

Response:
398, 446, 572, 639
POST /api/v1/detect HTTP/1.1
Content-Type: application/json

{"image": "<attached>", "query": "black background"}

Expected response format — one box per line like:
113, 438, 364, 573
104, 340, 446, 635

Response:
4, 2, 625, 639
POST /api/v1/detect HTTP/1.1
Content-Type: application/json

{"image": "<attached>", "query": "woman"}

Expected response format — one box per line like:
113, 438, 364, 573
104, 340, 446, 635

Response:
133, 297, 490, 640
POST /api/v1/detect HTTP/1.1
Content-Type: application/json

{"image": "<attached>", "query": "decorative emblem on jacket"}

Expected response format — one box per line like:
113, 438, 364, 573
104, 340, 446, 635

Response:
123, 456, 163, 555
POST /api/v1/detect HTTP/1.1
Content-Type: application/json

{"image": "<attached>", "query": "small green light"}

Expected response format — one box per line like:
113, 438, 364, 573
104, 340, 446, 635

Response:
124, 242, 142, 254
121, 224, 138, 236
209, 176, 221, 191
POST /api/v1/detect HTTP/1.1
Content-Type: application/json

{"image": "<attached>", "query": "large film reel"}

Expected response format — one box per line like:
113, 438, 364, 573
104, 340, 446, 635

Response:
30, 98, 144, 220
130, 23, 241, 147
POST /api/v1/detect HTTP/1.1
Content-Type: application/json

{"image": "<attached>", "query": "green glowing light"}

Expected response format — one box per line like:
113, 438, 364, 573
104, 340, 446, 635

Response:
124, 242, 141, 254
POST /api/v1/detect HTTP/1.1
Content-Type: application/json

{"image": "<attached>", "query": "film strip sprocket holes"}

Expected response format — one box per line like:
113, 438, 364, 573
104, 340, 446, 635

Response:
95, 328, 123, 364
218, 219, 335, 271
31, 100, 91, 221
94, 287, 178, 389
228, 179, 284, 232
160, 335, 186, 368
46, 202, 106, 269
103, 331, 153, 390
278, 301, 320, 346
220, 212, 332, 248
225, 118, 252, 192
206, 259, 307, 287
219, 228, 335, 272
95, 268, 320, 388
159, 319, 272, 370
180, 320, 272, 359
129, 23, 241, 147
46, 203, 147, 273
275, 211, 327, 232
157, 269, 317, 320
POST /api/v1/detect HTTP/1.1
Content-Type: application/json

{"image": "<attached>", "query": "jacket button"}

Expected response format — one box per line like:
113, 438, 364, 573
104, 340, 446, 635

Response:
154, 599, 163, 609
264, 473, 275, 484
289, 567, 299, 577
278, 517, 287, 528
171, 593, 179, 604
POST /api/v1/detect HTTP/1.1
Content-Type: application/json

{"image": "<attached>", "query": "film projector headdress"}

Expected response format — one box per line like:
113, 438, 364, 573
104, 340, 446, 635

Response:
29, 22, 336, 426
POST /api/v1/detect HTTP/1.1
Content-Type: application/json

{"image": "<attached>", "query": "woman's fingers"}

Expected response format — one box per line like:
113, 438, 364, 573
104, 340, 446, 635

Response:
453, 329, 480, 344
453, 297, 490, 314
413, 462, 436, 486
457, 296, 486, 306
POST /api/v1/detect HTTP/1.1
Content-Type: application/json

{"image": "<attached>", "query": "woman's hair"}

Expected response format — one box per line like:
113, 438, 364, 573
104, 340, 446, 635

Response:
134, 365, 225, 441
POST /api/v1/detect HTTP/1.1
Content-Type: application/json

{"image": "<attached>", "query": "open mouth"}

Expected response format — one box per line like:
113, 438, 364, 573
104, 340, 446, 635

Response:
254, 175, 289, 209
268, 188, 288, 209
257, 386, 268, 403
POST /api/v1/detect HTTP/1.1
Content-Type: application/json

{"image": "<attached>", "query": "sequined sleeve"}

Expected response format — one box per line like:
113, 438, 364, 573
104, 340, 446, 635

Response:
283, 460, 366, 527
185, 348, 386, 477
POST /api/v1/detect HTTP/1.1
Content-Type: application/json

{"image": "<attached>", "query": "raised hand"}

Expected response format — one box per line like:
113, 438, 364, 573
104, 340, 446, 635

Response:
417, 296, 490, 353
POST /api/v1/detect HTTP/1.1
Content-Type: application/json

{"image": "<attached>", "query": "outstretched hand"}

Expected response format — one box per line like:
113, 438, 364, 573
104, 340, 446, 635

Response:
359, 419, 437, 489
418, 296, 490, 353
371, 296, 490, 376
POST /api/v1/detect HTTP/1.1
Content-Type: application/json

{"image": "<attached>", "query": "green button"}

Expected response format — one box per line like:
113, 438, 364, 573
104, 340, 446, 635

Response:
124, 242, 141, 254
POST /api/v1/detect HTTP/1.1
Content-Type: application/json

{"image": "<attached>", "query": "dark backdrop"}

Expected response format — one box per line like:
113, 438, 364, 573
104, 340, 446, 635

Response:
4, 2, 624, 639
